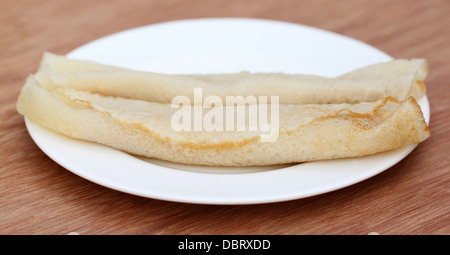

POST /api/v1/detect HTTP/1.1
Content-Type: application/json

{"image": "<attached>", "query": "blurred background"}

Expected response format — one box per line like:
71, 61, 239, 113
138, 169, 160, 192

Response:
2, 0, 448, 68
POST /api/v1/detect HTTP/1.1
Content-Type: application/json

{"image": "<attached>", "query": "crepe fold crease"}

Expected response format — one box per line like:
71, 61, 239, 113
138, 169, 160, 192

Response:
17, 63, 430, 166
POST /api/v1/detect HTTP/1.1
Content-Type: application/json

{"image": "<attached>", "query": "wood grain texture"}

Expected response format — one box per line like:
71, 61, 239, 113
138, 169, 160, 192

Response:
1, 0, 449, 235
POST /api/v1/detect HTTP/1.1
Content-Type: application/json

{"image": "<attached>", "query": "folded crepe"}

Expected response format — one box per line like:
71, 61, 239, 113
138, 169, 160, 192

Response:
35, 52, 427, 104
16, 75, 430, 166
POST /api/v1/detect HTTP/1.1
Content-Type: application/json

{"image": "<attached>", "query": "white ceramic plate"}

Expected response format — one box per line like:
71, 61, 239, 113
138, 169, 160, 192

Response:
25, 18, 430, 204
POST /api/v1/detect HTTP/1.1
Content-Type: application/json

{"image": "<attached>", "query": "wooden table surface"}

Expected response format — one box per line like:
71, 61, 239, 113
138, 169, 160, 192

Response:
1, 0, 449, 235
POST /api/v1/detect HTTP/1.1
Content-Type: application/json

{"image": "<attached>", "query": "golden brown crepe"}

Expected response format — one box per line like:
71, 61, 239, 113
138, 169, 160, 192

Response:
36, 52, 427, 104
17, 74, 430, 166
